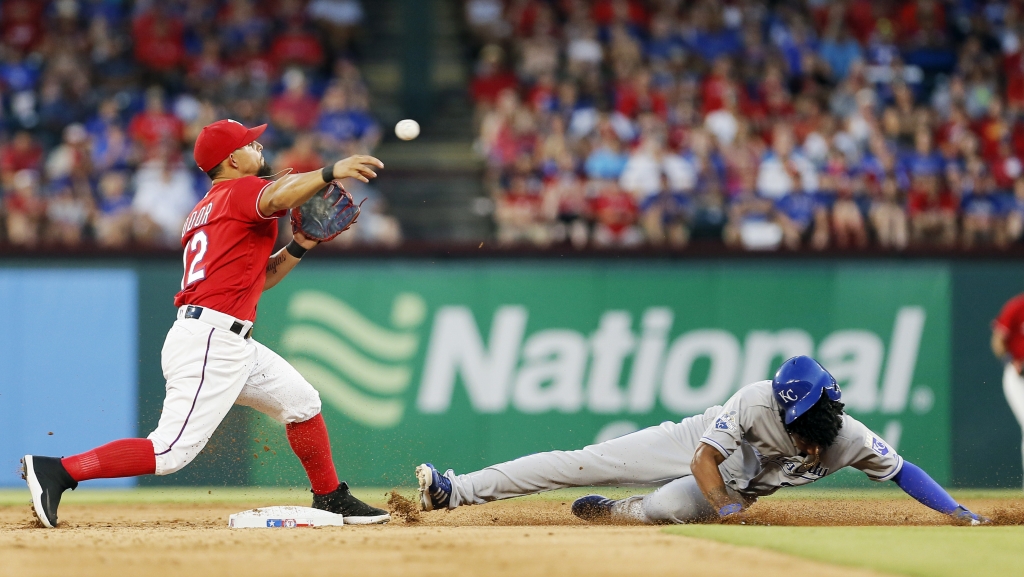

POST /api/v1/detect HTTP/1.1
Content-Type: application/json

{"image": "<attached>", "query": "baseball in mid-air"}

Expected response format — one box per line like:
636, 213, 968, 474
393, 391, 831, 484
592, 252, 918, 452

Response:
395, 119, 420, 141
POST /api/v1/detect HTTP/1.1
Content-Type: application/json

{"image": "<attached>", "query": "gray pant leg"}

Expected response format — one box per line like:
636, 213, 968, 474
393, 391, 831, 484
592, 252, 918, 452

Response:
641, 475, 719, 523
612, 475, 750, 524
447, 420, 700, 507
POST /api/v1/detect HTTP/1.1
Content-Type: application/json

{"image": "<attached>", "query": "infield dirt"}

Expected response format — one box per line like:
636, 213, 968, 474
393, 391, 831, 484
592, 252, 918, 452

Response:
1, 494, 1021, 577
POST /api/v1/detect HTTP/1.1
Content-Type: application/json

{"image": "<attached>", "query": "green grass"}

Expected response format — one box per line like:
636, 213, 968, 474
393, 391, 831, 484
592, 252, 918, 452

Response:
665, 525, 1024, 577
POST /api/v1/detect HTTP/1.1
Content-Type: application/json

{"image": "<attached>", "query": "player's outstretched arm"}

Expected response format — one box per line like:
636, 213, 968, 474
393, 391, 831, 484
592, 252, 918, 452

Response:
259, 155, 384, 215
891, 461, 989, 525
691, 443, 744, 520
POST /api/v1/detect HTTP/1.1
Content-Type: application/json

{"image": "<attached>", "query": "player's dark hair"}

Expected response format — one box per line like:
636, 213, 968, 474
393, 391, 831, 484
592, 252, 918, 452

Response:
206, 164, 223, 180
781, 395, 845, 448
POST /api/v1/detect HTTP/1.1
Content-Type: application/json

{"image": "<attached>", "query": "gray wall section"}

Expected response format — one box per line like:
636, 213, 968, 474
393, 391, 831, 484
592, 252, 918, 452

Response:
951, 263, 1024, 488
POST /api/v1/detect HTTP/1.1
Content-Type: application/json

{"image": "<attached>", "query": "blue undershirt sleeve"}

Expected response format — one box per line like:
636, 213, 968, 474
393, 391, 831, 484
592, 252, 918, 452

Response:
891, 460, 959, 515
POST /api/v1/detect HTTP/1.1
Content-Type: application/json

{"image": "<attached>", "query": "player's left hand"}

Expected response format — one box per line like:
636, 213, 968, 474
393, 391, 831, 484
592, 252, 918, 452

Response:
293, 230, 320, 250
952, 505, 991, 526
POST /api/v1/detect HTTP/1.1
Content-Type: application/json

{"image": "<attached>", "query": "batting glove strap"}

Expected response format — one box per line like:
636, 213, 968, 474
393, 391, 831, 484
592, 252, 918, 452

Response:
718, 503, 742, 518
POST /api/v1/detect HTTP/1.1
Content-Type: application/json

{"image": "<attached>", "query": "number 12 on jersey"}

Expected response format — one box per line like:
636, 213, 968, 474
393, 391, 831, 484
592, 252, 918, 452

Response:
181, 231, 209, 289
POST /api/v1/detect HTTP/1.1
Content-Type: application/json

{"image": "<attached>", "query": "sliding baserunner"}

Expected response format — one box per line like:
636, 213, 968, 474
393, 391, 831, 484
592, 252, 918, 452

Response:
416, 356, 987, 525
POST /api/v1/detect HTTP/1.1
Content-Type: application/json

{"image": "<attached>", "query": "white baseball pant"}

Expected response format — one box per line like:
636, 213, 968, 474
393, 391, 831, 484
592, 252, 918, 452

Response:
1003, 363, 1024, 489
444, 415, 749, 524
148, 306, 322, 475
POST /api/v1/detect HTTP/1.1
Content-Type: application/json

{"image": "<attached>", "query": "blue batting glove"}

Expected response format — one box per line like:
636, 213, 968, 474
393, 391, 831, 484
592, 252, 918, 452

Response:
718, 503, 743, 518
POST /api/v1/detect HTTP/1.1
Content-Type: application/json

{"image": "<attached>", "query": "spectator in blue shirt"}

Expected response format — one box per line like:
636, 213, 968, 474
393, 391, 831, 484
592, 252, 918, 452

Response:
639, 172, 690, 248
644, 14, 681, 64
960, 170, 1002, 248
584, 134, 628, 181
0, 48, 41, 93
819, 26, 863, 81
902, 130, 944, 177
685, 7, 742, 63
316, 84, 380, 154
774, 186, 828, 250
94, 171, 133, 248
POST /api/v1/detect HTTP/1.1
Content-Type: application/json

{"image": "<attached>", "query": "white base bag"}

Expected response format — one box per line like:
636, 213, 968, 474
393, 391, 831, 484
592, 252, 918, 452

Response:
228, 506, 345, 528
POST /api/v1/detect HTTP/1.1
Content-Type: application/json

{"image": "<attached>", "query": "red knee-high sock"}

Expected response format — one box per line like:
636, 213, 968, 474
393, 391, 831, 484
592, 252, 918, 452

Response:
61, 439, 156, 482
286, 413, 340, 495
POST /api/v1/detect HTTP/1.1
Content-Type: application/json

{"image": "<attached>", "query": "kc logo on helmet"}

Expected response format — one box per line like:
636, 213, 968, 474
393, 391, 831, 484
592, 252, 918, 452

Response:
778, 389, 799, 402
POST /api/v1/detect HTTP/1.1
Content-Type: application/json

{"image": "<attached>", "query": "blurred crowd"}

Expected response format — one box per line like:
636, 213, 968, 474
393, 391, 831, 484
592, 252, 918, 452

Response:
0, 0, 400, 251
468, 0, 1024, 251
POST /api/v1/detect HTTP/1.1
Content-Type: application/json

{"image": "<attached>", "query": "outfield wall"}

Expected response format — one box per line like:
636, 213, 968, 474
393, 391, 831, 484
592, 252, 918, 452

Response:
0, 257, 1019, 488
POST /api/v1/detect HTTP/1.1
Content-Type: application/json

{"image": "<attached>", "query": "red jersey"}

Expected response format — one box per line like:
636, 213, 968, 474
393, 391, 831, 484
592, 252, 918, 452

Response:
994, 294, 1024, 363
174, 176, 285, 322
907, 189, 957, 218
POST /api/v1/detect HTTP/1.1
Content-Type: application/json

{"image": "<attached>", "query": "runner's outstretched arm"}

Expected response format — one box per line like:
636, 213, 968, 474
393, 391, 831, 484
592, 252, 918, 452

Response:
890, 461, 987, 524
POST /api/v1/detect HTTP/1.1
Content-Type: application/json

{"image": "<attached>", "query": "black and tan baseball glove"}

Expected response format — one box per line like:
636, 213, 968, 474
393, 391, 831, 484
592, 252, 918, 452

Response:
290, 180, 362, 243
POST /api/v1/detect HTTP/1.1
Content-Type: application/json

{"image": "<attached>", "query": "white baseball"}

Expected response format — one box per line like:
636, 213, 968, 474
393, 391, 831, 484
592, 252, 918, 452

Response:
395, 119, 420, 141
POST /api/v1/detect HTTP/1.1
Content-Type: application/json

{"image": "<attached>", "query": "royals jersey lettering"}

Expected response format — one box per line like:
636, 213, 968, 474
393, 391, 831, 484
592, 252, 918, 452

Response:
174, 175, 286, 322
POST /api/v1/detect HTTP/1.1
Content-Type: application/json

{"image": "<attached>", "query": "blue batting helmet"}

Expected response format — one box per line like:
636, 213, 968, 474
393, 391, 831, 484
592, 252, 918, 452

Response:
772, 356, 841, 425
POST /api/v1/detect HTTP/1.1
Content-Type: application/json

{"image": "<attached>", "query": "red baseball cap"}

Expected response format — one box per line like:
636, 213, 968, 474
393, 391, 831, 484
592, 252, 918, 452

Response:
193, 119, 268, 172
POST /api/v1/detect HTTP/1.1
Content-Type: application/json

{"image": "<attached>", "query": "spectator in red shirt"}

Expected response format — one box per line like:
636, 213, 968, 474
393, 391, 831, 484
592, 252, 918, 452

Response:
1, 0, 45, 54
973, 98, 1009, 162
907, 174, 957, 246
270, 69, 320, 135
495, 174, 549, 247
471, 45, 519, 108
844, 0, 879, 45
1003, 44, 1024, 113
591, 180, 642, 248
701, 57, 737, 116
896, 0, 946, 44
132, 7, 185, 73
615, 69, 667, 119
277, 133, 326, 174
128, 88, 185, 158
591, 0, 648, 29
0, 131, 43, 187
271, 18, 325, 70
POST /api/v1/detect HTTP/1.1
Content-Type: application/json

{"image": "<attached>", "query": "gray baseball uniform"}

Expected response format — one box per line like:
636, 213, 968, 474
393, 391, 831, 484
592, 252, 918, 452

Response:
444, 380, 903, 523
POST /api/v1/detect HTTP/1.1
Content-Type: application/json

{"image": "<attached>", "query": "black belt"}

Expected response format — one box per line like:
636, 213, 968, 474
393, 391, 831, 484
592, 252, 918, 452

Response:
183, 305, 253, 339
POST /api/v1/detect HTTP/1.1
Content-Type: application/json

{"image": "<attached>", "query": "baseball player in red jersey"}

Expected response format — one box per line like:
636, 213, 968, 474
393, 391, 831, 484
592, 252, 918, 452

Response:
992, 293, 1024, 489
22, 119, 390, 527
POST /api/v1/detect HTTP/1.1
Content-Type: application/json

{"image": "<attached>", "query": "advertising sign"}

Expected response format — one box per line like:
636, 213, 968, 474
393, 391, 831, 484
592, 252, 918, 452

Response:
249, 262, 950, 487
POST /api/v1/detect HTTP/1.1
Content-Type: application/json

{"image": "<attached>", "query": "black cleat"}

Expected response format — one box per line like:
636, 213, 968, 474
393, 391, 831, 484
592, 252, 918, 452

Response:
22, 455, 78, 528
571, 495, 616, 521
311, 482, 390, 525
